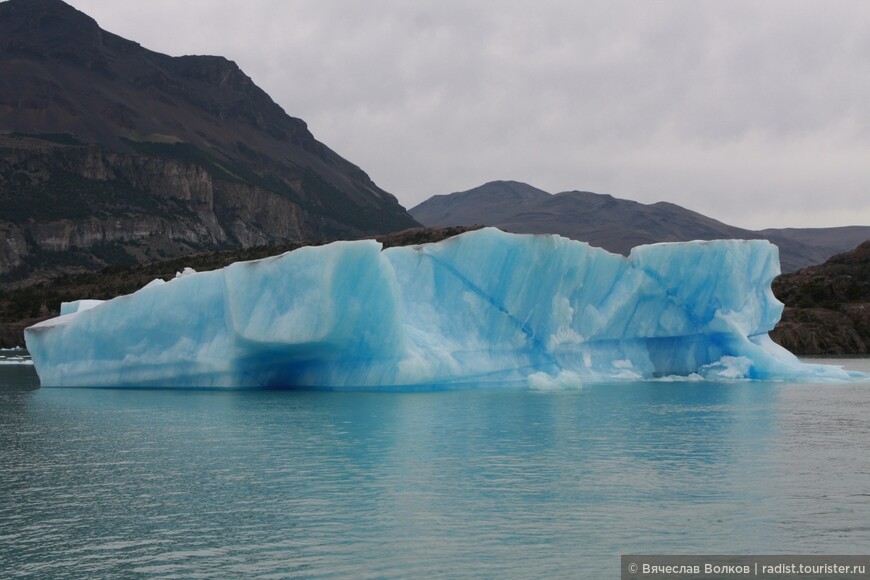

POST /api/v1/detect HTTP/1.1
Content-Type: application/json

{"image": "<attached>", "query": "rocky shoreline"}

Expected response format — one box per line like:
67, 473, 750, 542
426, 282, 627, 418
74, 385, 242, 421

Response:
770, 240, 870, 355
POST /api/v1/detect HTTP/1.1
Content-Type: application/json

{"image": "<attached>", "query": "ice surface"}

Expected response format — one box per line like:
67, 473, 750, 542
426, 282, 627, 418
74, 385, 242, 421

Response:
59, 300, 104, 315
25, 228, 858, 388
0, 347, 33, 365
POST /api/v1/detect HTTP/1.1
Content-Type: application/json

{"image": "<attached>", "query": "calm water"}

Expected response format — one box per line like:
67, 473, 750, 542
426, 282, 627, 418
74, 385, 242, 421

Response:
2, 355, 869, 578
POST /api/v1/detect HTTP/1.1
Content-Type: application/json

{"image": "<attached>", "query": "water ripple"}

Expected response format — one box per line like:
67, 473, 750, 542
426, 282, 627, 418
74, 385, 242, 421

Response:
2, 360, 870, 577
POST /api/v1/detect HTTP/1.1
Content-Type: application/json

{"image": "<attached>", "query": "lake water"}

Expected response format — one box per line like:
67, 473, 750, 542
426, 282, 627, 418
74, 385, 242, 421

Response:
2, 354, 869, 578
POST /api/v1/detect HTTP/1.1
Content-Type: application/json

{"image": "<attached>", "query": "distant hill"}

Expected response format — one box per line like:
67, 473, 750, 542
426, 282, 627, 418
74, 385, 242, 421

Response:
0, 0, 418, 283
760, 227, 870, 269
410, 180, 870, 272
771, 240, 870, 354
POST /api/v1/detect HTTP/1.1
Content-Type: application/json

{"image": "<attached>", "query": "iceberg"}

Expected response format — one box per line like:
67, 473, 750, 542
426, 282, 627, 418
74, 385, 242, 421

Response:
25, 228, 856, 389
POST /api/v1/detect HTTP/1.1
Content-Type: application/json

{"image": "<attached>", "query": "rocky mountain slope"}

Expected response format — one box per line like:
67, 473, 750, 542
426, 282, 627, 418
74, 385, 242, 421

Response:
770, 240, 870, 354
0, 0, 418, 283
411, 181, 870, 273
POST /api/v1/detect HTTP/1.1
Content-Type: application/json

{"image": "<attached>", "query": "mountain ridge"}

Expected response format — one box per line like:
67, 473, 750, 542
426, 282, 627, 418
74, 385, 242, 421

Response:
410, 180, 870, 272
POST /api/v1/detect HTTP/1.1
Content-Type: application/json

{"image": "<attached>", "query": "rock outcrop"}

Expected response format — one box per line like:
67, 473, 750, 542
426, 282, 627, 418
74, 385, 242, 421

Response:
0, 0, 418, 282
771, 240, 870, 354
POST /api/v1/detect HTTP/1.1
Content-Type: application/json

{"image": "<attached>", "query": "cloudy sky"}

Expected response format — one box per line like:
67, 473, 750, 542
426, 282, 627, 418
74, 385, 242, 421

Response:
66, 0, 870, 230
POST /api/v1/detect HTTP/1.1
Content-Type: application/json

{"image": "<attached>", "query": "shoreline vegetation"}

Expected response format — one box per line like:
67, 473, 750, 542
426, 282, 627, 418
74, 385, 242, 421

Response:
2, 227, 868, 356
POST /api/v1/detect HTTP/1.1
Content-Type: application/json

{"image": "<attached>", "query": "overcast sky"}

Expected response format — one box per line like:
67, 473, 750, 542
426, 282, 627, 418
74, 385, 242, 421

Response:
66, 0, 870, 229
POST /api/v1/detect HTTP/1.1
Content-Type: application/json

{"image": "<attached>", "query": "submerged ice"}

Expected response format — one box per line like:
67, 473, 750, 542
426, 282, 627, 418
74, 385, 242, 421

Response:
25, 228, 856, 388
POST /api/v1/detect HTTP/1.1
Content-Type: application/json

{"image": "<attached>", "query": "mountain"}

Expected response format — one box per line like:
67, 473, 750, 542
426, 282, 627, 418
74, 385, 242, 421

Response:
410, 180, 870, 272
771, 240, 870, 354
760, 226, 870, 269
0, 0, 418, 283
410, 181, 553, 226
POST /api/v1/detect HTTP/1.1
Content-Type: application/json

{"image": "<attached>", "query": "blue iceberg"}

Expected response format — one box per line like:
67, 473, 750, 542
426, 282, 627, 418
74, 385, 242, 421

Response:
25, 228, 855, 388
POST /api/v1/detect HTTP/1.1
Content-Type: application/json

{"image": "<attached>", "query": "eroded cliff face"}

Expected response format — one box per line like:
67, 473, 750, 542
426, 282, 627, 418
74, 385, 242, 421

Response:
75, 150, 217, 206
0, 143, 390, 281
0, 223, 27, 273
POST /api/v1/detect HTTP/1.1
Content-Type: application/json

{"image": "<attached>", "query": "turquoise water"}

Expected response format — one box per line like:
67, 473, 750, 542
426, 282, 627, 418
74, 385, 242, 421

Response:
2, 357, 869, 578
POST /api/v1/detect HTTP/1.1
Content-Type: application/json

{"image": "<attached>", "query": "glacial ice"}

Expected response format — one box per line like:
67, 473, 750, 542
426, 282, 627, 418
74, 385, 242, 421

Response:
25, 228, 857, 388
